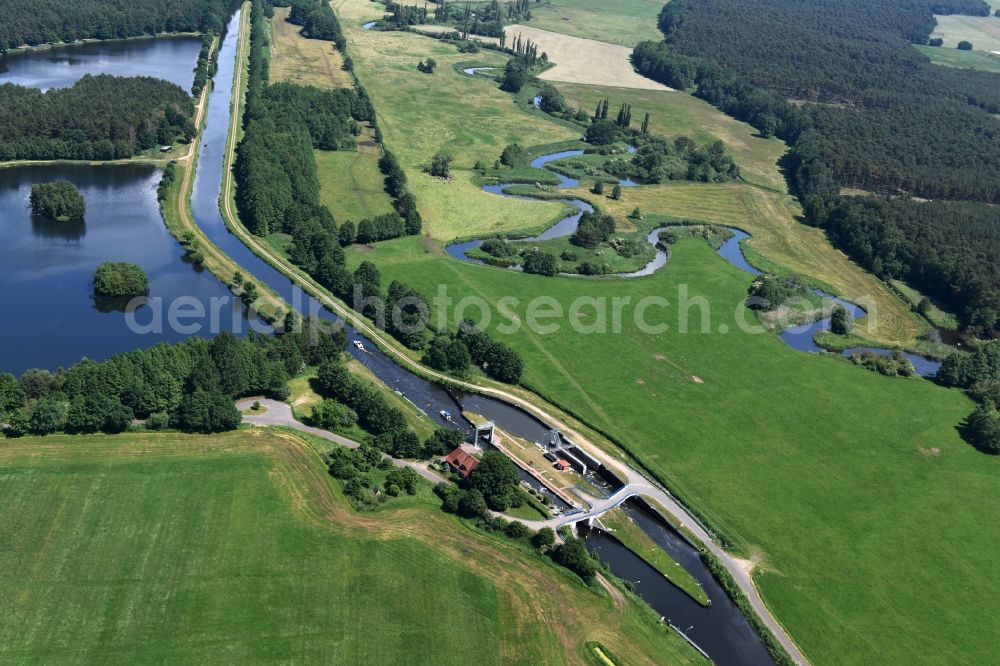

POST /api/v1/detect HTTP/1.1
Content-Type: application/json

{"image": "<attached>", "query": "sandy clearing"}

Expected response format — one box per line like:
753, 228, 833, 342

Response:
505, 24, 671, 91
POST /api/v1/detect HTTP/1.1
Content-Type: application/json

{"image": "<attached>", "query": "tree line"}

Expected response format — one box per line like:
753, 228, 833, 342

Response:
632, 0, 1000, 335
0, 0, 231, 51
0, 75, 195, 161
0, 323, 345, 438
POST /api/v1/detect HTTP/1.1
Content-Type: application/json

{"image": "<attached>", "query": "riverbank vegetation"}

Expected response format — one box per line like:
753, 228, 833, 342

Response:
0, 429, 700, 664
0, 75, 195, 161
633, 0, 1000, 337
29, 181, 85, 221
92, 262, 149, 298
0, 0, 230, 51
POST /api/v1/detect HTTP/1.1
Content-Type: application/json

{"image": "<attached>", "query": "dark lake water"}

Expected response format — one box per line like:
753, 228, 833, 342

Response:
0, 36, 202, 91
0, 164, 243, 375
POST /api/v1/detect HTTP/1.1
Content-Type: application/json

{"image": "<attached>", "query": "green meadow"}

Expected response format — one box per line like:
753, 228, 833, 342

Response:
328, 1, 999, 661
0, 431, 700, 665
346, 234, 1000, 664
316, 142, 396, 224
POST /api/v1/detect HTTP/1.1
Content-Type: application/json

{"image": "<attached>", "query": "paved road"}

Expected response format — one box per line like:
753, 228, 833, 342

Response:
217, 11, 807, 662
238, 398, 446, 486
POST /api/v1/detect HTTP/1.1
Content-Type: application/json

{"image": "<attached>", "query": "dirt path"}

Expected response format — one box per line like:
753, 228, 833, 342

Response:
504, 24, 671, 91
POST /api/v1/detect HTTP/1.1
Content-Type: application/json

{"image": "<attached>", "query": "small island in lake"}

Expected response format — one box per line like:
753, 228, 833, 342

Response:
29, 181, 86, 222
92, 262, 149, 298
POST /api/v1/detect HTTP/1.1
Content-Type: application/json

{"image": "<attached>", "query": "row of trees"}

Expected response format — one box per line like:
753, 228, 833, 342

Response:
191, 33, 218, 97
0, 323, 345, 438
0, 75, 195, 161
0, 0, 231, 51
631, 0, 1000, 335
938, 341, 1000, 453
422, 319, 525, 383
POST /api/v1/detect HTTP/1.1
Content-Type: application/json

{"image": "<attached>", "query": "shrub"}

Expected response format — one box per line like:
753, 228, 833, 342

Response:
30, 181, 86, 221
92, 262, 149, 297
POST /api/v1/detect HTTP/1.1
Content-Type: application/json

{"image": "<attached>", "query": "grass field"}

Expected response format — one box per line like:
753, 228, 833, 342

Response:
0, 430, 702, 665
559, 180, 924, 347
915, 43, 1000, 71
931, 11, 1000, 50
315, 131, 395, 224
344, 234, 1000, 664
269, 6, 353, 88
524, 0, 664, 46
335, 0, 579, 239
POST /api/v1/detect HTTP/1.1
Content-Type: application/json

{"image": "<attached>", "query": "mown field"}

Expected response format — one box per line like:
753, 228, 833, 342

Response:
525, 0, 664, 46
345, 234, 1000, 665
915, 43, 1000, 72
269, 6, 353, 88
335, 0, 579, 239
931, 10, 1000, 50
0, 430, 700, 665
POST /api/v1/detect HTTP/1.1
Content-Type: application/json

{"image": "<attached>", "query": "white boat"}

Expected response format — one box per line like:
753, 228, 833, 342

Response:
439, 410, 452, 421
352, 340, 365, 351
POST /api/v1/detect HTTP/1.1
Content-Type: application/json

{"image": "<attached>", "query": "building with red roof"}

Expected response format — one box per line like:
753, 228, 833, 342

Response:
444, 448, 479, 478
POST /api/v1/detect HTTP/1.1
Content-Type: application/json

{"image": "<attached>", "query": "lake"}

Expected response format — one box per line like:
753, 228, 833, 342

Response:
0, 36, 202, 91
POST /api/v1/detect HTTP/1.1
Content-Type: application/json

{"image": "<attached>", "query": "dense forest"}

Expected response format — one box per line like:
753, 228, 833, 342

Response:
0, 75, 195, 160
0, 0, 230, 50
633, 0, 1000, 335
0, 325, 344, 437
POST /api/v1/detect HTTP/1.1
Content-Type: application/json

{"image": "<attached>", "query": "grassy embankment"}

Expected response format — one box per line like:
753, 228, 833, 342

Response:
0, 430, 703, 665
598, 508, 711, 606
158, 29, 287, 321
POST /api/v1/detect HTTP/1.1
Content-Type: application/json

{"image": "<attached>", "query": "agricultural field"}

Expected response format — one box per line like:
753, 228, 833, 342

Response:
915, 43, 1000, 72
315, 131, 396, 224
524, 0, 665, 46
269, 6, 354, 88
505, 24, 671, 90
344, 233, 999, 664
0, 430, 700, 665
930, 10, 1000, 50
